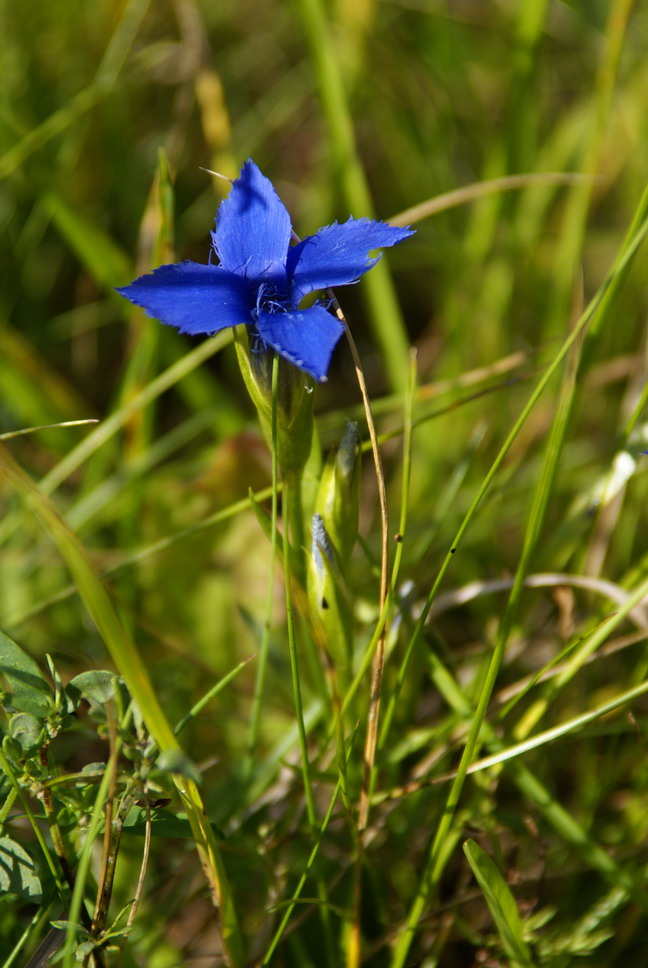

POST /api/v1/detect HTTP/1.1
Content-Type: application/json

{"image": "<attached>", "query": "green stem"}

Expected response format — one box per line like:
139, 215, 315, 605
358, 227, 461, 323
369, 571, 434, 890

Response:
279, 377, 335, 965
282, 467, 305, 583
244, 353, 281, 776
282, 487, 316, 827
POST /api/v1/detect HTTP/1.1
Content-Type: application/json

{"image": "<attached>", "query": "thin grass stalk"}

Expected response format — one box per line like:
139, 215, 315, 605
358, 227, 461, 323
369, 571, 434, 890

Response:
344, 353, 418, 961
113, 804, 153, 968
282, 505, 336, 966
404, 311, 584, 895
547, 569, 648, 701
389, 350, 417, 599
382, 200, 648, 760
326, 656, 354, 821
507, 0, 550, 170
621, 367, 648, 441
62, 755, 113, 968
388, 202, 648, 968
343, 317, 389, 825
583, 179, 648, 355
271, 356, 335, 963
367, 349, 417, 796
36, 331, 232, 499
545, 0, 636, 337
90, 706, 122, 942
283, 466, 306, 583
262, 733, 357, 964
387, 576, 648, 966
388, 172, 594, 228
281, 480, 317, 827
175, 657, 253, 738
322, 299, 390, 966
3, 903, 60, 968
467, 677, 648, 777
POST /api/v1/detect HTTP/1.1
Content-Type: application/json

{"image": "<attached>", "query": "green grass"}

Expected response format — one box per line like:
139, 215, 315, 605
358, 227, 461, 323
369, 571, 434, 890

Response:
1, 1, 648, 966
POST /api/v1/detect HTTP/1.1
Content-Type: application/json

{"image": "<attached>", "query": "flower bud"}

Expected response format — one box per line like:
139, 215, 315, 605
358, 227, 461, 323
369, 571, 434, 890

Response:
307, 514, 353, 672
314, 421, 360, 567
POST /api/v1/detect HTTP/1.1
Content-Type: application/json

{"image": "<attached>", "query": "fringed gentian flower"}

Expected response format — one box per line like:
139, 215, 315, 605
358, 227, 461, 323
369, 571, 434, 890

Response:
117, 160, 414, 383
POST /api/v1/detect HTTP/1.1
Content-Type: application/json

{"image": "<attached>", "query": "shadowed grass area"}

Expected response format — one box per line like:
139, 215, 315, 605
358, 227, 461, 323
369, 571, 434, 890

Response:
1, 1, 648, 966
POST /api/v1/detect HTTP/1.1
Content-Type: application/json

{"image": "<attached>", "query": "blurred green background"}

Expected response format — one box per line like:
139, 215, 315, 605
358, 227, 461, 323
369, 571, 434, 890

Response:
2, 0, 648, 964
3, 0, 647, 656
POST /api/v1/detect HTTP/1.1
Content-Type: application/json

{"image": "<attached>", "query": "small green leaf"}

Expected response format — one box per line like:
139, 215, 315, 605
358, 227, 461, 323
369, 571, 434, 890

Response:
0, 630, 52, 717
76, 939, 99, 960
2, 735, 23, 760
0, 836, 43, 901
81, 762, 107, 776
50, 921, 90, 938
46, 654, 77, 715
463, 839, 534, 967
68, 670, 118, 707
9, 712, 45, 752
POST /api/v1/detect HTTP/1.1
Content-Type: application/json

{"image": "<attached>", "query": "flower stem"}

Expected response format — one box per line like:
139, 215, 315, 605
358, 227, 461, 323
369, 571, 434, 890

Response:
269, 353, 336, 962
282, 482, 316, 826
282, 466, 305, 582
282, 441, 337, 965
243, 350, 281, 777
319, 294, 389, 968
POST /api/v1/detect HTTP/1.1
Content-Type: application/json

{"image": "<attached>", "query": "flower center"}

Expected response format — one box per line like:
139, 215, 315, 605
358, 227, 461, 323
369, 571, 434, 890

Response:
248, 282, 293, 354
255, 282, 290, 316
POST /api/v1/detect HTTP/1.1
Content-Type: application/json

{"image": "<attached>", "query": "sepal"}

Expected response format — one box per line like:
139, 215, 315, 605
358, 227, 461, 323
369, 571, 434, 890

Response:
234, 327, 315, 474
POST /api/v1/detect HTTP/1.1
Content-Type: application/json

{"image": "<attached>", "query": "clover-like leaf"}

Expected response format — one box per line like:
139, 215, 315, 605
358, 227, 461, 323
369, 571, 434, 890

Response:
0, 630, 52, 718
0, 836, 43, 902
9, 712, 45, 752
68, 670, 119, 708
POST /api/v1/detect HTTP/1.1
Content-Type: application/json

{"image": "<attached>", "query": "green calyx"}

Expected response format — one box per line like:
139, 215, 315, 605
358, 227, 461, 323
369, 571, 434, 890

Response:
234, 327, 315, 474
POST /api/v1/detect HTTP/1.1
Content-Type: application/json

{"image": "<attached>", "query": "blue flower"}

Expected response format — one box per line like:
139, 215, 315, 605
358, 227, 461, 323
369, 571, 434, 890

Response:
117, 160, 414, 382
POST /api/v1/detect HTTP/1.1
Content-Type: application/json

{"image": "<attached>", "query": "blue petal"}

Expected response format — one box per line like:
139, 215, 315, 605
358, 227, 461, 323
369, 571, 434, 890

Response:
211, 160, 292, 283
287, 217, 415, 301
256, 305, 345, 382
117, 261, 252, 335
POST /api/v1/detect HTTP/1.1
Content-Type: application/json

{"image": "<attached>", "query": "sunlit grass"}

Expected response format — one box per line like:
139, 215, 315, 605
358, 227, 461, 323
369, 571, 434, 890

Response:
1, 1, 648, 966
